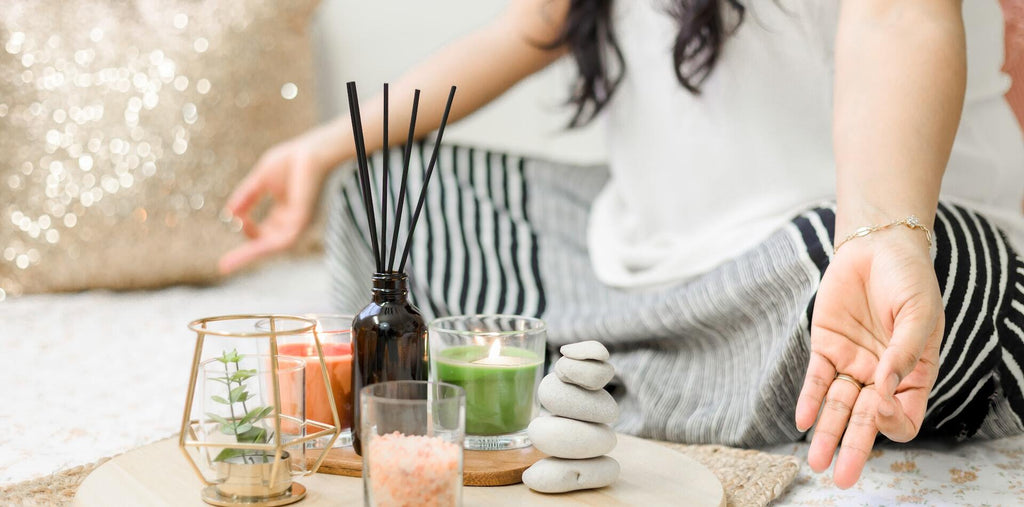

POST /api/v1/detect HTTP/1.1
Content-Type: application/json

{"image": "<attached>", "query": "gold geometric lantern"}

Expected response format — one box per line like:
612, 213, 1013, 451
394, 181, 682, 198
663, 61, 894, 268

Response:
180, 314, 340, 506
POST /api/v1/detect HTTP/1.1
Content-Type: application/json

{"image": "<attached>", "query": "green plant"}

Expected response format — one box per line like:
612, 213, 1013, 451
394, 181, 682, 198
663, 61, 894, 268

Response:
207, 349, 275, 463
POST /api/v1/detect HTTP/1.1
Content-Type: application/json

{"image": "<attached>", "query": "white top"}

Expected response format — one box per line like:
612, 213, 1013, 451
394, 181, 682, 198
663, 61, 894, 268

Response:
589, 0, 1024, 288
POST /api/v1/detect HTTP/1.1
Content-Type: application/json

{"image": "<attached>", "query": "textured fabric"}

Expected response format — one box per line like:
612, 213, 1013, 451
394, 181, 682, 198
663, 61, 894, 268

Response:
0, 0, 320, 296
591, 0, 1024, 287
327, 144, 1024, 447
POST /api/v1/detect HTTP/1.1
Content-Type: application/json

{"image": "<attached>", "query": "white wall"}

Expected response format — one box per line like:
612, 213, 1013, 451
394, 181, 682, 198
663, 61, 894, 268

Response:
311, 0, 606, 164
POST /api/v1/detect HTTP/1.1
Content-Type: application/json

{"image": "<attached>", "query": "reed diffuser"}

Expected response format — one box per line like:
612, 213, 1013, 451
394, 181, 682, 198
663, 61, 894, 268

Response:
346, 81, 457, 455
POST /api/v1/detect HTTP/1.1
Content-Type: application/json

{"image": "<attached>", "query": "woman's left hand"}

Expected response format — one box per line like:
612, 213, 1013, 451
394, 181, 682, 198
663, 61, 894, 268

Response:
795, 227, 944, 488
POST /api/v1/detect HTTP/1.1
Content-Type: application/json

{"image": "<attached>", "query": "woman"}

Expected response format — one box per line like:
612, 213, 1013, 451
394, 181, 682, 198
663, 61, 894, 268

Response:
220, 0, 1024, 488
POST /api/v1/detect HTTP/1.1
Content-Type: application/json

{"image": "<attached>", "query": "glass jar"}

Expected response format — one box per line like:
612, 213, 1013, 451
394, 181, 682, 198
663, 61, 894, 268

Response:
350, 272, 429, 455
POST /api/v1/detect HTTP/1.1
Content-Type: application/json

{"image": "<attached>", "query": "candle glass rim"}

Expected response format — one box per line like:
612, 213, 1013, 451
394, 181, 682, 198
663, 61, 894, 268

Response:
255, 313, 355, 336
361, 380, 466, 407
200, 354, 307, 374
189, 314, 317, 338
428, 314, 547, 337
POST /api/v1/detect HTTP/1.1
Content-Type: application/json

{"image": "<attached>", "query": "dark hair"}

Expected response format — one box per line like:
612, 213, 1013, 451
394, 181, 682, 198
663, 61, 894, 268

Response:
552, 0, 745, 127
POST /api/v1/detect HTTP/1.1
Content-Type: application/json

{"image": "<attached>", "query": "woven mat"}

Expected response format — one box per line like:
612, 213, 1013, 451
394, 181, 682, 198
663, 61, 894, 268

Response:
656, 442, 800, 506
0, 459, 108, 506
1, 442, 798, 506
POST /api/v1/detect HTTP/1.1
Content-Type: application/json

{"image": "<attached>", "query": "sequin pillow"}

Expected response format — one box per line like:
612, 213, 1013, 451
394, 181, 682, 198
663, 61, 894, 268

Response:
0, 0, 320, 297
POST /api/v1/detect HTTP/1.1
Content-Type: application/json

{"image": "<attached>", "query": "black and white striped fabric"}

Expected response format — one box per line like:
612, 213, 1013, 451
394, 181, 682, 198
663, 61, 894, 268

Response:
326, 143, 1024, 446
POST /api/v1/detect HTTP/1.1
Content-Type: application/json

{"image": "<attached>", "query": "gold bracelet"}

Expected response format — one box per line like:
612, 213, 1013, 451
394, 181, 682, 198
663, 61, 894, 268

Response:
833, 215, 933, 254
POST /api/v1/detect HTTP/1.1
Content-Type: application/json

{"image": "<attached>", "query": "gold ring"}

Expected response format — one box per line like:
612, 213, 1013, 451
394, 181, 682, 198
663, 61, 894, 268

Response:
834, 373, 863, 390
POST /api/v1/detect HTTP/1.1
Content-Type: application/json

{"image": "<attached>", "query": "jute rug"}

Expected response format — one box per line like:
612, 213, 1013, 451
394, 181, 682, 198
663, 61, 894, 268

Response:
1, 442, 799, 506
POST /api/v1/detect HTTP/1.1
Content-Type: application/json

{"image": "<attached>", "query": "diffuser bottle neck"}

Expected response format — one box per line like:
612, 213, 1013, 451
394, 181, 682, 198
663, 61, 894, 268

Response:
372, 272, 409, 303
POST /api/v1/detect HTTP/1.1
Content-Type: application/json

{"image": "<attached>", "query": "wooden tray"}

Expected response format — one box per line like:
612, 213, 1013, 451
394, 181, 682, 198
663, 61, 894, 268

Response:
74, 434, 725, 506
315, 444, 547, 486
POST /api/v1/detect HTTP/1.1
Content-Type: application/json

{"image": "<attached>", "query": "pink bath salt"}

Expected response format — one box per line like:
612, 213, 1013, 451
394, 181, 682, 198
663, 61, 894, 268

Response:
367, 432, 462, 507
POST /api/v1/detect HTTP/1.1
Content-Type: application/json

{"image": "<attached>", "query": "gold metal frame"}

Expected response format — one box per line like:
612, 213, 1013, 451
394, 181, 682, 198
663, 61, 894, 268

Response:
179, 314, 342, 496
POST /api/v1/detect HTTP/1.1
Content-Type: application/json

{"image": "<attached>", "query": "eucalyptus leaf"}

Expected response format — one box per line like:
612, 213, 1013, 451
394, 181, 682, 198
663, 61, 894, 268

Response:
237, 427, 268, 444
220, 422, 239, 435
240, 406, 273, 425
213, 448, 246, 462
206, 413, 230, 426
211, 395, 230, 405
234, 422, 253, 435
230, 369, 257, 382
229, 386, 248, 403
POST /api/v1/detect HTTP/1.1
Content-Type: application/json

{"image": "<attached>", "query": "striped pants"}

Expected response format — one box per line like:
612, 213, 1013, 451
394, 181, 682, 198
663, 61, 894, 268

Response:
326, 144, 1024, 446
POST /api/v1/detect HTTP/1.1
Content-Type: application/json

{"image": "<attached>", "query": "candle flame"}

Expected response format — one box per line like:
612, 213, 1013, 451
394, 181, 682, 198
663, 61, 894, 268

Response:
488, 339, 501, 360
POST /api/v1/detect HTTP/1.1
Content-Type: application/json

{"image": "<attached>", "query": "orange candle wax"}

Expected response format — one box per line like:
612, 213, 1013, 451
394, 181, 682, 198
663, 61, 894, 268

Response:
279, 342, 353, 432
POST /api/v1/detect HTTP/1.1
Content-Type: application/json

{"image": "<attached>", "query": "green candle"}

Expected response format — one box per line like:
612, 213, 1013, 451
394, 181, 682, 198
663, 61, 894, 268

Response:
434, 344, 542, 436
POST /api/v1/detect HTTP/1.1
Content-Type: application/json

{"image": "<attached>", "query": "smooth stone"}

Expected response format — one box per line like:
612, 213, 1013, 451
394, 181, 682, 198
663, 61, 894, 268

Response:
560, 340, 610, 361
554, 356, 615, 390
527, 415, 616, 459
522, 456, 620, 493
538, 373, 619, 424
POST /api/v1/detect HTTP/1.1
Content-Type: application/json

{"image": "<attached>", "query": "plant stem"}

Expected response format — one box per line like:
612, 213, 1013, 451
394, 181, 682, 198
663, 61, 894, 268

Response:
223, 359, 248, 463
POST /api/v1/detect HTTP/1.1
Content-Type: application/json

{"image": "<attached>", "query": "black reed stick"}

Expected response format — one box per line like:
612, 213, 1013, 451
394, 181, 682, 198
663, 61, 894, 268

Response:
380, 83, 389, 270
346, 82, 382, 272
388, 89, 420, 272
398, 86, 456, 272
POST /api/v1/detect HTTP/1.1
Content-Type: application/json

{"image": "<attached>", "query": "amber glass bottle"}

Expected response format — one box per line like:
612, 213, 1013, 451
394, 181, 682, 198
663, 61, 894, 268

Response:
350, 272, 429, 455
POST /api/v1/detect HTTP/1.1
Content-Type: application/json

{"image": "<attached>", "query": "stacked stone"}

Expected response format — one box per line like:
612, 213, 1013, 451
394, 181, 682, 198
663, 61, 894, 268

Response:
522, 341, 620, 494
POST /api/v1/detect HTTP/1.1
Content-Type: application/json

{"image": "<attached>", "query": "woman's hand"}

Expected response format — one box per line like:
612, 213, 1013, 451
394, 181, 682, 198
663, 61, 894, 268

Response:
218, 127, 339, 275
795, 228, 943, 489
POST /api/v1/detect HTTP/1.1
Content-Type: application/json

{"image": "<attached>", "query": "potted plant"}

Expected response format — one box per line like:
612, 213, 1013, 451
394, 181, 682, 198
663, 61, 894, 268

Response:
204, 349, 294, 501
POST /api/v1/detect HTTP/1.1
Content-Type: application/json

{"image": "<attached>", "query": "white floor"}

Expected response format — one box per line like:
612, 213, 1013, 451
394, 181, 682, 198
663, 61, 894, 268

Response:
2, 257, 1021, 505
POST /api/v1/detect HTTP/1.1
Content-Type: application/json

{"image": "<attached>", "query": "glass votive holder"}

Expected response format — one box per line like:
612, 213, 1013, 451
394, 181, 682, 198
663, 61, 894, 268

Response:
200, 355, 307, 488
428, 315, 546, 450
258, 314, 354, 448
361, 381, 465, 507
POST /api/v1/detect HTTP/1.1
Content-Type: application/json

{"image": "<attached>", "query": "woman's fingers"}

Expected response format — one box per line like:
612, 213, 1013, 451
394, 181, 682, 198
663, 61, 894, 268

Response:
226, 165, 270, 218
833, 388, 879, 489
873, 302, 938, 399
875, 390, 924, 442
807, 377, 861, 473
796, 351, 836, 432
218, 234, 288, 275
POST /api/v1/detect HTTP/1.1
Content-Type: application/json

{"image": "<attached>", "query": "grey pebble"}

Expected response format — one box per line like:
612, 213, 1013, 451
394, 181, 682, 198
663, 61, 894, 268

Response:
538, 373, 619, 424
522, 456, 620, 493
554, 356, 615, 390
528, 415, 617, 459
559, 340, 610, 361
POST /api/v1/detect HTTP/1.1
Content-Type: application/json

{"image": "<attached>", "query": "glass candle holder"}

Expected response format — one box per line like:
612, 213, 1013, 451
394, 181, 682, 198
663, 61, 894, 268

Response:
259, 314, 354, 447
429, 315, 546, 450
361, 381, 465, 507
181, 315, 340, 507
200, 355, 305, 480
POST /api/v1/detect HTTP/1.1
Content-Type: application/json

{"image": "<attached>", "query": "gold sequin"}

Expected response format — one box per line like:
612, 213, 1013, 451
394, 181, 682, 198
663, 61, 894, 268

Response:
0, 0, 320, 296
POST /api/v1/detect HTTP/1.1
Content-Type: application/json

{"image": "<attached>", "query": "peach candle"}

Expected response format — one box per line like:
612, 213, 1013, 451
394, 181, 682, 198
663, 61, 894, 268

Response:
278, 341, 352, 431
262, 314, 354, 445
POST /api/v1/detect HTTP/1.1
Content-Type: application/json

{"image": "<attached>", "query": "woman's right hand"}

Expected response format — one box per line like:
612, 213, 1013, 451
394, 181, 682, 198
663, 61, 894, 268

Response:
218, 126, 340, 275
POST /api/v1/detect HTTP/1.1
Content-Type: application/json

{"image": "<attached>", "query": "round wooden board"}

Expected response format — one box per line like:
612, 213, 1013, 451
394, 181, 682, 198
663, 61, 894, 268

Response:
75, 435, 725, 506
315, 443, 547, 486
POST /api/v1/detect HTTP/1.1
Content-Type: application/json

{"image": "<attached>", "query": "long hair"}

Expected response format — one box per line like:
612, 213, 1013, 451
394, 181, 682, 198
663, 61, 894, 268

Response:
551, 0, 746, 127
